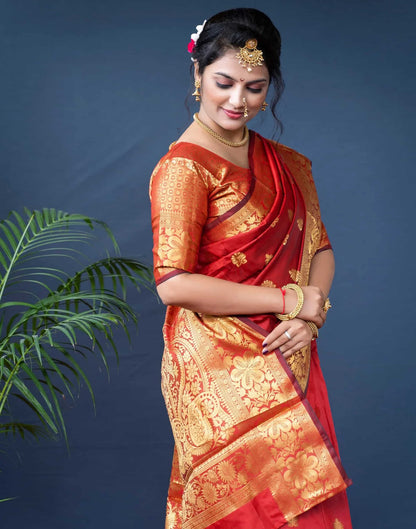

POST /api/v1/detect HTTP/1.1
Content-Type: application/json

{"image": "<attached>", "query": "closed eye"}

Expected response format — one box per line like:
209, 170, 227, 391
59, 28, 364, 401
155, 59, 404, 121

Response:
216, 82, 232, 89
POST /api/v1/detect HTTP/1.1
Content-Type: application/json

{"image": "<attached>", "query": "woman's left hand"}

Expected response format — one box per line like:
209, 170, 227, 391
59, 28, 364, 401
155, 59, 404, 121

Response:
262, 318, 313, 359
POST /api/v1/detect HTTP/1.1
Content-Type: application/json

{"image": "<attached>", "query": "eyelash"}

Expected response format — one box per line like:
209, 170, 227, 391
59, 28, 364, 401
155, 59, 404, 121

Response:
216, 82, 263, 93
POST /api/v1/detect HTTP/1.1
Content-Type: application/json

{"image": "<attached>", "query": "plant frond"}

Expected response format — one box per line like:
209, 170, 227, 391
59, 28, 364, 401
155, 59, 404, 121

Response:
0, 208, 153, 444
0, 422, 51, 440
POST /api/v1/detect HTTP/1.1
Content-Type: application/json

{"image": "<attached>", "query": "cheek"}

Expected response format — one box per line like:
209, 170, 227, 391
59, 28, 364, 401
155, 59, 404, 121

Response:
250, 94, 267, 106
201, 84, 222, 103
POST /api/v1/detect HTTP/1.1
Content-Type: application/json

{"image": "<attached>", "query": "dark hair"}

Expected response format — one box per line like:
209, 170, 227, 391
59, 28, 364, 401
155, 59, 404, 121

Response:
190, 8, 285, 133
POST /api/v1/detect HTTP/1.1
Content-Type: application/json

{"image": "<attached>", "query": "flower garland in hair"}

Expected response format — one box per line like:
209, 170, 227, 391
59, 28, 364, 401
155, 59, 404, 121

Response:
187, 19, 206, 54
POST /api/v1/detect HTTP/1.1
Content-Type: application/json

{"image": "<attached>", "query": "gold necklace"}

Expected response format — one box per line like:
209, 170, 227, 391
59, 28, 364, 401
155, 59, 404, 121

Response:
193, 113, 249, 147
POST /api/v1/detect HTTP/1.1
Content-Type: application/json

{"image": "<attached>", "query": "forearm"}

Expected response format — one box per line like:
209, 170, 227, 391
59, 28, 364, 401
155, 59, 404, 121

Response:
157, 272, 286, 316
308, 249, 335, 297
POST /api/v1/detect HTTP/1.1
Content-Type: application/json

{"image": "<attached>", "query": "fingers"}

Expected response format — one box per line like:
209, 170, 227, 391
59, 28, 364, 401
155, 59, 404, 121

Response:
262, 320, 312, 356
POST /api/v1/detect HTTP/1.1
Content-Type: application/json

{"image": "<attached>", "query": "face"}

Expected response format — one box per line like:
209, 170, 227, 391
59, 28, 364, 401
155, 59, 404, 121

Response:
196, 49, 270, 135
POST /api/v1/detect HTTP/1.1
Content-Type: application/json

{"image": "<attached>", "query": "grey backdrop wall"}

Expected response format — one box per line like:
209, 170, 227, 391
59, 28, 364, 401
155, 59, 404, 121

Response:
1, 1, 415, 527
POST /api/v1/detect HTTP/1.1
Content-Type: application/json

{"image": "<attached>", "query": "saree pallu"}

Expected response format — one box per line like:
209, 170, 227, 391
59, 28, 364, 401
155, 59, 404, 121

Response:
150, 133, 352, 529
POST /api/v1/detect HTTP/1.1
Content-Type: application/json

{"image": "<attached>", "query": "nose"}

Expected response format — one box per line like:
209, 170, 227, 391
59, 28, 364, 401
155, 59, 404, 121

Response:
228, 87, 244, 108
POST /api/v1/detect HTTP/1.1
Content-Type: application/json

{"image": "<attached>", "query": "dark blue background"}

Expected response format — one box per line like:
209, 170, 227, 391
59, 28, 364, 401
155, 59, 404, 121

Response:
1, 1, 414, 527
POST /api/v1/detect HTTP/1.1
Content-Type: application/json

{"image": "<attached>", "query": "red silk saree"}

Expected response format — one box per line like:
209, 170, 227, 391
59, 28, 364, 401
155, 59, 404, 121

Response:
150, 132, 352, 529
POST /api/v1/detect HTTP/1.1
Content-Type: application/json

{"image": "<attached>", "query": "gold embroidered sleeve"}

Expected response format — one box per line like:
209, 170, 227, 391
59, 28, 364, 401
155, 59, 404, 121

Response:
150, 156, 209, 283
317, 221, 332, 252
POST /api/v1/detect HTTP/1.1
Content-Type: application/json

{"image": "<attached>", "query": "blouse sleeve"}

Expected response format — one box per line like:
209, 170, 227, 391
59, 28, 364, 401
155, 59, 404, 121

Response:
149, 156, 209, 285
316, 221, 332, 253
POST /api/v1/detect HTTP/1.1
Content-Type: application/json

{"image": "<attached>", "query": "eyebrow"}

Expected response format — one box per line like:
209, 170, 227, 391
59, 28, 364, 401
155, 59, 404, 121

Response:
214, 72, 268, 83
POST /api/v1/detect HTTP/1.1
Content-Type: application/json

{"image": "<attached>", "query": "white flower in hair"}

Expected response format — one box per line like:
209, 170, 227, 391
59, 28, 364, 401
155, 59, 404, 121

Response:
191, 20, 206, 44
188, 19, 207, 54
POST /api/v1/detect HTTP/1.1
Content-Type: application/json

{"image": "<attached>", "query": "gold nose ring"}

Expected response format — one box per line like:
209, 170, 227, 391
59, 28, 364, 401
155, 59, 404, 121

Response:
243, 98, 248, 118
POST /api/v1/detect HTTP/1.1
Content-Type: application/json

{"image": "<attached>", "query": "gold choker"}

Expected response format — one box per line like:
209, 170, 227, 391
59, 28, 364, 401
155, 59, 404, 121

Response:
193, 113, 249, 147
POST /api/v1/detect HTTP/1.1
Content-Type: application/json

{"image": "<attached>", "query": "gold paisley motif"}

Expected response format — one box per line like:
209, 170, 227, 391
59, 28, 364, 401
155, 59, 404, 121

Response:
283, 234, 289, 246
307, 211, 320, 256
286, 346, 310, 392
265, 253, 273, 264
289, 269, 301, 283
334, 520, 344, 529
188, 392, 219, 448
297, 218, 304, 231
231, 251, 247, 267
261, 279, 276, 288
165, 503, 178, 529
271, 217, 279, 227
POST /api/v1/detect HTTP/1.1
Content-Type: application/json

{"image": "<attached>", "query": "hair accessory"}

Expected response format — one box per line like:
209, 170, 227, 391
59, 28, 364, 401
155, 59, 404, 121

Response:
306, 321, 319, 340
187, 19, 207, 54
193, 113, 249, 147
243, 98, 248, 118
192, 79, 201, 101
236, 39, 264, 72
261, 101, 268, 112
276, 283, 304, 321
323, 298, 332, 313
284, 330, 291, 340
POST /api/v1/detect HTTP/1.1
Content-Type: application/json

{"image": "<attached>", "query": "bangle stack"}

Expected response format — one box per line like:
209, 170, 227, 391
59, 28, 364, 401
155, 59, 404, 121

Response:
276, 284, 304, 321
306, 321, 319, 340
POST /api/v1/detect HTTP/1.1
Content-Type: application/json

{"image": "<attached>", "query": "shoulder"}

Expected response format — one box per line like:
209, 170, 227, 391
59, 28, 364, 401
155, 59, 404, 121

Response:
149, 143, 212, 200
254, 133, 312, 169
152, 141, 219, 172
269, 139, 312, 169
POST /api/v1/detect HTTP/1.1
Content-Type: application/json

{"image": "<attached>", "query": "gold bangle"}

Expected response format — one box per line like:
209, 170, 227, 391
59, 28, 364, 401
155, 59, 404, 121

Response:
306, 321, 319, 340
276, 283, 304, 321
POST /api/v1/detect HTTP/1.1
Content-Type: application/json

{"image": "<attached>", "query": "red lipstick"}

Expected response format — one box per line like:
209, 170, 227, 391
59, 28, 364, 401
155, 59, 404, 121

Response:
222, 108, 244, 119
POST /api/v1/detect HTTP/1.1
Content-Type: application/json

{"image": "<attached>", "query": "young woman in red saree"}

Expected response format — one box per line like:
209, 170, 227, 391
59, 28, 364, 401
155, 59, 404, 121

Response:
150, 8, 352, 529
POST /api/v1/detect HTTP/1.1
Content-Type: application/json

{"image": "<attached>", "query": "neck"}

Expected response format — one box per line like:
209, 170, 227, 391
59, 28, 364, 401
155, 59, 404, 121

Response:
197, 110, 246, 144
194, 112, 249, 148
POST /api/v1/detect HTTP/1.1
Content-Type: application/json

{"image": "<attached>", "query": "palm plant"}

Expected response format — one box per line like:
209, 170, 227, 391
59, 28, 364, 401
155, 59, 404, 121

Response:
0, 208, 153, 444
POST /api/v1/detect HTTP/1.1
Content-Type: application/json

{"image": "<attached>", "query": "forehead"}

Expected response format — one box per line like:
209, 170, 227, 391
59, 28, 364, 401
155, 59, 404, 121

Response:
205, 49, 269, 80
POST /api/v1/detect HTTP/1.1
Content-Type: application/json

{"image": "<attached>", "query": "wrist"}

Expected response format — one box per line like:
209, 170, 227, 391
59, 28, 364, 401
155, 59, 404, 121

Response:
284, 289, 297, 314
306, 320, 319, 340
276, 284, 304, 321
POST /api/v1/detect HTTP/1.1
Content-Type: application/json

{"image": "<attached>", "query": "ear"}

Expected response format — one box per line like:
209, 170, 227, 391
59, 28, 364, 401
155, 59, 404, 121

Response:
193, 62, 200, 81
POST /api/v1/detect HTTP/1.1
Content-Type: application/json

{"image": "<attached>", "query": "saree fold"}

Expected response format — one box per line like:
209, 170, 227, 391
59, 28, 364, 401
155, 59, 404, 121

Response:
150, 133, 351, 529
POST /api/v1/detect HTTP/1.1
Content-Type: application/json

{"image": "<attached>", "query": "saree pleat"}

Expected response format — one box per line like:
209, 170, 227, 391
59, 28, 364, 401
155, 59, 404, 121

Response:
150, 133, 352, 529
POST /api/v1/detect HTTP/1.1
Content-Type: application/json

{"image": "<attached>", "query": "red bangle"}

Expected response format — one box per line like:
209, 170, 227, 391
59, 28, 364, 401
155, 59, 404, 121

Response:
279, 287, 286, 315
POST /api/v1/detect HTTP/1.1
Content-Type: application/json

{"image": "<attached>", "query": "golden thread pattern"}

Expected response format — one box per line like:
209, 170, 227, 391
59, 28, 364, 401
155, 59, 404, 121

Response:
231, 252, 247, 267
261, 279, 276, 288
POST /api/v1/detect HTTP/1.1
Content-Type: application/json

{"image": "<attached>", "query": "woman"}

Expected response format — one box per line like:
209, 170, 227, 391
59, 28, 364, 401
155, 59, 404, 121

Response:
150, 8, 352, 529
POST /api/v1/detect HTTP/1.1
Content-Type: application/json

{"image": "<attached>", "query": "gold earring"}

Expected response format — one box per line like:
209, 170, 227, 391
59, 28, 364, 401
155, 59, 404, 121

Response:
243, 98, 248, 118
192, 79, 201, 101
261, 101, 268, 112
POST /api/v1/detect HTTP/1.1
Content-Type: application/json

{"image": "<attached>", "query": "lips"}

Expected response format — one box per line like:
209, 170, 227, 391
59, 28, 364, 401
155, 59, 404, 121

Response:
222, 108, 244, 119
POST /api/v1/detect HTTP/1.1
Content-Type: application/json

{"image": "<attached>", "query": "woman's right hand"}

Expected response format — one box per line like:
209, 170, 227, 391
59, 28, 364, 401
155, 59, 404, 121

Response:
285, 285, 326, 327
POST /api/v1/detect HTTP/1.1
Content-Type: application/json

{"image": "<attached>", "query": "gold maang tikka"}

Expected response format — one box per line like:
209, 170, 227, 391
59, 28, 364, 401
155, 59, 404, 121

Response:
236, 39, 264, 72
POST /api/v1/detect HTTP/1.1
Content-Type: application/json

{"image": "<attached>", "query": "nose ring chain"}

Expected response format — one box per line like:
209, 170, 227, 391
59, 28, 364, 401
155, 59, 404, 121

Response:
243, 98, 248, 118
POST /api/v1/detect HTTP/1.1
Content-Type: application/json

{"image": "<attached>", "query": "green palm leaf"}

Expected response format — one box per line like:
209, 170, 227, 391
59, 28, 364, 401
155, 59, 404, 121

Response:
0, 208, 153, 447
